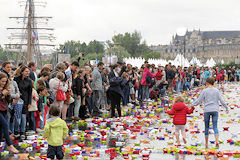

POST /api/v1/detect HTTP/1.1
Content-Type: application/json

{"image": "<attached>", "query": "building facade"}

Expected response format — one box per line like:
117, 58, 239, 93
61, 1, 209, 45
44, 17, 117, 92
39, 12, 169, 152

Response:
150, 30, 240, 64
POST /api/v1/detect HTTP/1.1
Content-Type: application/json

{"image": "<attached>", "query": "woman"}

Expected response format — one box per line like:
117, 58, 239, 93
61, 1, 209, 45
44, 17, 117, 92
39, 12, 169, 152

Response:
121, 72, 130, 108
49, 72, 69, 117
72, 69, 83, 120
0, 72, 18, 153
14, 66, 33, 137
192, 77, 229, 148
108, 76, 126, 118
141, 64, 156, 101
8, 71, 20, 134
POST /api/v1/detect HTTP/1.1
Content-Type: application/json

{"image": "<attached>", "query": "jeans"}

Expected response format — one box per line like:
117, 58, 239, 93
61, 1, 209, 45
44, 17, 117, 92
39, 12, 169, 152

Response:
138, 85, 142, 100
28, 112, 36, 131
20, 114, 27, 133
92, 90, 102, 113
7, 111, 15, 134
142, 85, 149, 101
159, 88, 166, 96
204, 112, 219, 137
146, 87, 151, 99
0, 111, 12, 146
74, 94, 81, 117
39, 103, 45, 129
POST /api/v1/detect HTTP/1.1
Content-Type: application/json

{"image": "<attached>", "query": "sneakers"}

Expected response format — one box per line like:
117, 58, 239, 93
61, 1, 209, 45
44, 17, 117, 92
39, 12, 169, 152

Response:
36, 128, 44, 133
7, 145, 19, 153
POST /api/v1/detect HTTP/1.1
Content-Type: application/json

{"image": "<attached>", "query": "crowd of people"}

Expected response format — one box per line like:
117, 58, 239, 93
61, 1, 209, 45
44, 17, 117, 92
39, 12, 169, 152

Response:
0, 59, 238, 154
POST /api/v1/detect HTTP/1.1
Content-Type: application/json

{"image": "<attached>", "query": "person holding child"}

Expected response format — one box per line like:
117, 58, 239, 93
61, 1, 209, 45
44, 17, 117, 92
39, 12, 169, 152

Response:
166, 96, 194, 146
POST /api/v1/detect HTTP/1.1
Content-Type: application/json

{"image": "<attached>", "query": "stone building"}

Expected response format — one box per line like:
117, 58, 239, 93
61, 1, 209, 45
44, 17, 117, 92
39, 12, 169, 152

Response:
150, 30, 240, 64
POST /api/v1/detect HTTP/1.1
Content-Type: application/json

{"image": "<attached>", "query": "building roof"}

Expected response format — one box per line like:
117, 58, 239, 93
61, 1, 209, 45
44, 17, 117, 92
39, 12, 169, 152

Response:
201, 31, 240, 40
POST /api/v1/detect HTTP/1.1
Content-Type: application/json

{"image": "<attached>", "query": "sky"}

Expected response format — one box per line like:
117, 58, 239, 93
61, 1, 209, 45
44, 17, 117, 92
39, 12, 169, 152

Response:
1, 0, 240, 48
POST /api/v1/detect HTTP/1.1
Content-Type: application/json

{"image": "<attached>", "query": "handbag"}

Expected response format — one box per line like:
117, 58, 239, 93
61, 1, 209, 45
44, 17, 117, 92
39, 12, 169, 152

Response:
56, 81, 66, 101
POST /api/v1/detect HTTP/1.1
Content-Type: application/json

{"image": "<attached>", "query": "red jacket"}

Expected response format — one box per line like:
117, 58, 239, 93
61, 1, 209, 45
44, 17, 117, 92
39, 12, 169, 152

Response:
166, 102, 194, 125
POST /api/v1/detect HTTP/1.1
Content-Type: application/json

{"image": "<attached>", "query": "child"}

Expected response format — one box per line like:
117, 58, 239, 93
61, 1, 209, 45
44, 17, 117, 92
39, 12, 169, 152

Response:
43, 105, 68, 160
166, 96, 194, 146
36, 86, 46, 131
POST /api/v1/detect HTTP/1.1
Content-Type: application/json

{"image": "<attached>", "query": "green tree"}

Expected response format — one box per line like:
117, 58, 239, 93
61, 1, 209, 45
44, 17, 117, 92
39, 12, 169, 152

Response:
143, 52, 162, 60
112, 31, 151, 57
0, 45, 8, 62
110, 45, 131, 61
87, 40, 104, 54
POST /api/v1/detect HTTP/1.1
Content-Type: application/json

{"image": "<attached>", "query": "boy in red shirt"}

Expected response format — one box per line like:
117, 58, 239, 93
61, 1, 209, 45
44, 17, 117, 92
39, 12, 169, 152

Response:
166, 96, 194, 146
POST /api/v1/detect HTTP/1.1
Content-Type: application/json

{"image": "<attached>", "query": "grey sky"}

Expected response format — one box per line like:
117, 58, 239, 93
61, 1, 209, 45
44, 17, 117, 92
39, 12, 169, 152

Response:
1, 0, 240, 47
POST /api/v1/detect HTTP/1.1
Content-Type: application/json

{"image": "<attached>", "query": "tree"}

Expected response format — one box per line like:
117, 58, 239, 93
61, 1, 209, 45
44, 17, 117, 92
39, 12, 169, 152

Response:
87, 40, 104, 54
110, 45, 130, 61
143, 52, 162, 60
0, 45, 8, 62
112, 31, 151, 57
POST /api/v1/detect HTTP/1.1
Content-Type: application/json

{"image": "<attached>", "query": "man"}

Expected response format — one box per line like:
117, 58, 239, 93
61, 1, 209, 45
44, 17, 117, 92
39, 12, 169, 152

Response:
91, 62, 104, 116
62, 61, 79, 120
28, 62, 37, 81
101, 67, 110, 110
65, 61, 79, 86
166, 65, 175, 93
0, 61, 12, 78
108, 64, 119, 80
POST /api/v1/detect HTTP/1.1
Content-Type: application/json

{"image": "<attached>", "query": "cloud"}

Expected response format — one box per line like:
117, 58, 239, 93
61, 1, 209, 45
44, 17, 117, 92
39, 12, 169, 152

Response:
0, 0, 240, 47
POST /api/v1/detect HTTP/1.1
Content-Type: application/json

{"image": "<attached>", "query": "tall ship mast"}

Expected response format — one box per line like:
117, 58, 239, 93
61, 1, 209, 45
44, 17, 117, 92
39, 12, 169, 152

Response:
5, 0, 55, 67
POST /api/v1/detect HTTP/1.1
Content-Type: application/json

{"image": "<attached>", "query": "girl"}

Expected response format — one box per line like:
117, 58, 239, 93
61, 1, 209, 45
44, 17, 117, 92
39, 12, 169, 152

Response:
192, 77, 228, 148
166, 96, 194, 146
0, 72, 18, 153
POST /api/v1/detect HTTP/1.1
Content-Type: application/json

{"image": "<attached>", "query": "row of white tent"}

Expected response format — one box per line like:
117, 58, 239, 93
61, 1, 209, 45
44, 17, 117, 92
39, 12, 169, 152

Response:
123, 54, 224, 68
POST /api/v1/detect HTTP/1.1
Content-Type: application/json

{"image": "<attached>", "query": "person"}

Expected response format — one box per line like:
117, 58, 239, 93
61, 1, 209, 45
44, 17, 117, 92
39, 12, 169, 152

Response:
63, 61, 79, 120
49, 72, 69, 118
72, 69, 83, 120
108, 76, 126, 118
36, 86, 46, 132
28, 82, 39, 132
28, 62, 37, 81
0, 72, 19, 153
141, 64, 156, 101
166, 96, 194, 146
0, 61, 12, 78
192, 77, 229, 148
8, 71, 20, 134
236, 68, 240, 82
166, 65, 175, 93
43, 105, 68, 160
91, 62, 104, 116
121, 72, 130, 108
14, 65, 33, 138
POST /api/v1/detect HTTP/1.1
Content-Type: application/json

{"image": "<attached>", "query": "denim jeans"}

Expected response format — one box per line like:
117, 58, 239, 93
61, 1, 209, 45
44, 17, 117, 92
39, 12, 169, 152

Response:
142, 85, 149, 101
20, 114, 27, 133
28, 112, 36, 131
204, 112, 219, 137
0, 111, 12, 146
40, 103, 45, 129
74, 94, 81, 117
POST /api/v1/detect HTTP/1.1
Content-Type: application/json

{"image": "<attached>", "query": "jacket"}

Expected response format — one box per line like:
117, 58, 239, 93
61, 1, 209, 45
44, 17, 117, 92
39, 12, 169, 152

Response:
108, 77, 126, 98
0, 90, 11, 111
29, 88, 39, 112
72, 76, 83, 96
141, 68, 156, 86
43, 117, 68, 146
10, 80, 20, 99
14, 76, 33, 114
91, 67, 103, 91
167, 102, 194, 125
49, 78, 68, 98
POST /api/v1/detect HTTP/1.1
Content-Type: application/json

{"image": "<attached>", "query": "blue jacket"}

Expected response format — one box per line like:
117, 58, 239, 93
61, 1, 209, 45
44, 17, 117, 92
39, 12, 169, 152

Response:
108, 77, 127, 98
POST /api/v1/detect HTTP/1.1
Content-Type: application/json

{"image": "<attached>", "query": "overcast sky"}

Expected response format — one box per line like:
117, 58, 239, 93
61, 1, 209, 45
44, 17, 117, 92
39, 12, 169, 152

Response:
1, 0, 240, 47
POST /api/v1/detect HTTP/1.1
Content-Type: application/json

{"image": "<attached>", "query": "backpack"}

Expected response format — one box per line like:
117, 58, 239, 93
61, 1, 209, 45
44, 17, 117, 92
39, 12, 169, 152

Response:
156, 70, 162, 80
109, 77, 123, 87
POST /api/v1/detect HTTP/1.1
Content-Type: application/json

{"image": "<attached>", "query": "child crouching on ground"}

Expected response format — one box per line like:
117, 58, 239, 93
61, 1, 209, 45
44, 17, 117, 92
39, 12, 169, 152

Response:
166, 96, 194, 146
43, 105, 68, 160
